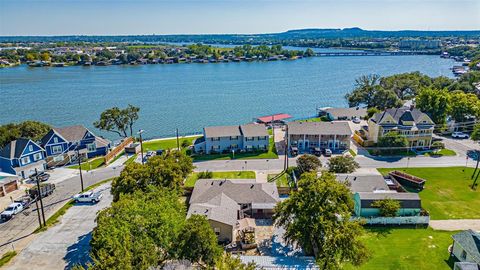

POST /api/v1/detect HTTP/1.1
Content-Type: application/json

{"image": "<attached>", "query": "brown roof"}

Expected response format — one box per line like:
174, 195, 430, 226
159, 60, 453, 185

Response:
288, 121, 352, 136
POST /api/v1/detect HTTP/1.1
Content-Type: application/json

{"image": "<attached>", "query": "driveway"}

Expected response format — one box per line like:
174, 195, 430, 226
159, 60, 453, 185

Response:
5, 184, 112, 270
0, 165, 122, 257
430, 219, 480, 231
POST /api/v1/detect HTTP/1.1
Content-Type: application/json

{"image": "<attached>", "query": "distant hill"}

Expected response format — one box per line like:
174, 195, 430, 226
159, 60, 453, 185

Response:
1, 28, 479, 43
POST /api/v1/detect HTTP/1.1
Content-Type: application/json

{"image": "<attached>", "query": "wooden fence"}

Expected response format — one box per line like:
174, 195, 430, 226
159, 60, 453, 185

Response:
105, 137, 134, 164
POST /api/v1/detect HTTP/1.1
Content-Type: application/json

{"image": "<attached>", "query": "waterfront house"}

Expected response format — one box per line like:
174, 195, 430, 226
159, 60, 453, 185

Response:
287, 121, 352, 153
0, 139, 47, 179
318, 107, 368, 121
40, 125, 110, 166
193, 124, 269, 154
451, 230, 480, 269
366, 108, 434, 148
187, 179, 280, 243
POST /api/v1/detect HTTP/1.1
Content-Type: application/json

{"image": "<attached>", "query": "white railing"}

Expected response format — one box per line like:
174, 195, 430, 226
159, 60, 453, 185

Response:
353, 216, 430, 225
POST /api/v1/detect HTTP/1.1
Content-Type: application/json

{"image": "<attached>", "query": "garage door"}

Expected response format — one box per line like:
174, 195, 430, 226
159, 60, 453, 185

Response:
4, 181, 18, 193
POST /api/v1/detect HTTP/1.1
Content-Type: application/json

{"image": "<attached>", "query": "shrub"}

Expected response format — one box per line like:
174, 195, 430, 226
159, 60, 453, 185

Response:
430, 141, 445, 150
371, 198, 400, 217
296, 154, 322, 175
197, 170, 213, 179
328, 156, 360, 173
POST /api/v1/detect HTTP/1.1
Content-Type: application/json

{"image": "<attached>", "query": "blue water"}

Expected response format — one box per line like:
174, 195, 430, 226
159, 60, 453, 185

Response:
0, 55, 454, 140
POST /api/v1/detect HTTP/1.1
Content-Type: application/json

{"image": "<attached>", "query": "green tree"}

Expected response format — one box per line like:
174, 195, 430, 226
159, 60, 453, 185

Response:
449, 91, 480, 123
371, 198, 400, 217
0, 121, 51, 148
181, 139, 190, 149
274, 173, 370, 269
296, 154, 322, 175
471, 124, 480, 141
328, 156, 359, 173
345, 74, 402, 109
304, 48, 315, 57
415, 87, 451, 124
111, 151, 193, 201
175, 215, 222, 267
25, 52, 37, 61
210, 253, 256, 270
379, 72, 432, 100
90, 187, 186, 270
376, 131, 409, 155
124, 105, 140, 137
40, 52, 51, 62
94, 105, 140, 138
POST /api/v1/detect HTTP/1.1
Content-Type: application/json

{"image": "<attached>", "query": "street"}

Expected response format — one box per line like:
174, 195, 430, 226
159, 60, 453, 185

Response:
0, 166, 122, 257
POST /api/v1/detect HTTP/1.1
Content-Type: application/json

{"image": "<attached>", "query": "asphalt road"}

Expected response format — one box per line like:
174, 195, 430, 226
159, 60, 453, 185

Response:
0, 166, 122, 256
5, 184, 113, 270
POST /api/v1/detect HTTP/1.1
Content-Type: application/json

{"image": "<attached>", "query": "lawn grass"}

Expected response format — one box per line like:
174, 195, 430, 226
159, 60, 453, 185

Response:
192, 137, 278, 161
268, 173, 290, 187
377, 167, 480, 219
344, 228, 454, 270
425, 149, 457, 157
68, 157, 105, 171
124, 154, 137, 165
0, 251, 17, 267
142, 136, 200, 152
185, 171, 256, 187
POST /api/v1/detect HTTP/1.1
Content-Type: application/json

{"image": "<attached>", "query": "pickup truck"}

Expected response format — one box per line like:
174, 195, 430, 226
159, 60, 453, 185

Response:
1, 202, 24, 221
14, 195, 34, 209
73, 191, 103, 203
28, 183, 56, 199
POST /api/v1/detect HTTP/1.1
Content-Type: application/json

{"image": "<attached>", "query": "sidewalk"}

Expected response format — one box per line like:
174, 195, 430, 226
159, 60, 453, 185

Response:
430, 220, 480, 231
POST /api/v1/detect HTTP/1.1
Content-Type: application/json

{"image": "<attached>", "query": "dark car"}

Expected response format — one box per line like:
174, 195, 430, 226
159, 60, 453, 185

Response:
313, 147, 322, 157
156, 149, 164, 156
290, 147, 298, 157
29, 172, 50, 182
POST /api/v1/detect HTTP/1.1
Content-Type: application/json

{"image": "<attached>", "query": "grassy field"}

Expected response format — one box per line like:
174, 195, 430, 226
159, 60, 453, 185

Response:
184, 171, 255, 187
425, 149, 457, 157
377, 167, 480, 219
192, 137, 278, 161
345, 228, 454, 270
142, 136, 200, 151
268, 173, 290, 187
0, 251, 17, 267
68, 157, 105, 171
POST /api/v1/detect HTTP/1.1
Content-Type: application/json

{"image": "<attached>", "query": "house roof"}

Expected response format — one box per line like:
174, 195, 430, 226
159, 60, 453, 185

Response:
204, 125, 241, 138
357, 192, 422, 208
187, 193, 240, 226
372, 108, 433, 126
452, 230, 480, 263
52, 125, 90, 142
454, 262, 479, 270
324, 107, 368, 119
94, 137, 110, 148
240, 255, 319, 270
288, 121, 352, 136
336, 175, 390, 193
0, 138, 38, 159
240, 124, 268, 137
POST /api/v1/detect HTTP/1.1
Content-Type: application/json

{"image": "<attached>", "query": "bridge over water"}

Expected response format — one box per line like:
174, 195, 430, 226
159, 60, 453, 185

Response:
315, 51, 429, 57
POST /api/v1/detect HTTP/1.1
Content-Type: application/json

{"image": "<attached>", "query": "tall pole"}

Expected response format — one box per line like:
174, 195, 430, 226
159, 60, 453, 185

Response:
35, 168, 46, 226
472, 151, 480, 179
139, 129, 144, 165
34, 196, 42, 228
77, 148, 84, 192
271, 115, 275, 143
284, 124, 288, 171
176, 128, 180, 151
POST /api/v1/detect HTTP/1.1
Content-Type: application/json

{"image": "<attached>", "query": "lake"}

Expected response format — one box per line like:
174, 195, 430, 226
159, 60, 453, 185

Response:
0, 55, 454, 140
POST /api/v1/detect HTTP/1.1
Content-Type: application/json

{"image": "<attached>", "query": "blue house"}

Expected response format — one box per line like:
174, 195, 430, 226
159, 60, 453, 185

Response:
40, 125, 111, 166
0, 138, 47, 179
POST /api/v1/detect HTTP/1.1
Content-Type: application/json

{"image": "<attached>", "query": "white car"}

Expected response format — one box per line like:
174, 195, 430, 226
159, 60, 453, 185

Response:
452, 132, 469, 139
1, 203, 24, 221
352, 117, 361, 124
73, 191, 103, 203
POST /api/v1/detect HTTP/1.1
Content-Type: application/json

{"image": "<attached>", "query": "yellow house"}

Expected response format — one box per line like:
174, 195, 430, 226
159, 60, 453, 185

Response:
367, 108, 434, 148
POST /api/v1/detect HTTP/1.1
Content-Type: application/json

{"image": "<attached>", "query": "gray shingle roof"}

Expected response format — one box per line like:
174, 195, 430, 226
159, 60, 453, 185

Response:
204, 125, 241, 138
0, 138, 32, 159
372, 108, 432, 125
52, 125, 89, 142
452, 230, 480, 263
336, 175, 389, 193
324, 107, 368, 119
187, 193, 240, 226
288, 121, 352, 136
240, 124, 268, 137
357, 192, 421, 208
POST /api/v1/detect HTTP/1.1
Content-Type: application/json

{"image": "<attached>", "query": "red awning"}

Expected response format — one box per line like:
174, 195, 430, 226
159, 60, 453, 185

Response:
256, 113, 293, 123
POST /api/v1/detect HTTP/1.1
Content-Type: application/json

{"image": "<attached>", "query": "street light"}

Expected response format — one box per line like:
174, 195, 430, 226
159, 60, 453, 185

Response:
232, 149, 235, 160
138, 129, 145, 165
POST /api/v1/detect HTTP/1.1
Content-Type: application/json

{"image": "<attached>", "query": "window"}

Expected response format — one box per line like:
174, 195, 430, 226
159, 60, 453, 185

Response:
33, 153, 42, 161
51, 145, 62, 154
53, 137, 58, 143
212, 145, 220, 150
21, 156, 30, 165
460, 250, 467, 260
230, 136, 239, 140
211, 137, 220, 141
214, 227, 220, 236
87, 143, 96, 152
230, 144, 238, 149
53, 155, 64, 162
246, 137, 254, 141
28, 145, 33, 152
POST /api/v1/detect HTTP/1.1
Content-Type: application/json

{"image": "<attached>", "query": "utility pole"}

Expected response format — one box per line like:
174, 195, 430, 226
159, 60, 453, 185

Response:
34, 168, 46, 226
271, 115, 275, 143
472, 151, 480, 179
76, 147, 84, 192
284, 124, 288, 171
34, 196, 42, 228
176, 128, 180, 151
138, 129, 145, 165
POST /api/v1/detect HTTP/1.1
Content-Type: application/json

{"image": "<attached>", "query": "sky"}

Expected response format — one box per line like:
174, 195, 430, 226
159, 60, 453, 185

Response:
0, 0, 479, 36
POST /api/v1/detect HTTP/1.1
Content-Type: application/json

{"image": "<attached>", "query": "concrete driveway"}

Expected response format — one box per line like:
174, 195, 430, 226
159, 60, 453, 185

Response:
5, 184, 112, 270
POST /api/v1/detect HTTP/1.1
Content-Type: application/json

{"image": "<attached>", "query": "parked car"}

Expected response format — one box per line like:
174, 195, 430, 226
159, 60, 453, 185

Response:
452, 132, 469, 139
1, 203, 24, 221
324, 148, 332, 157
14, 195, 34, 209
290, 146, 298, 157
29, 171, 50, 182
73, 191, 103, 203
352, 117, 361, 124
28, 183, 56, 199
156, 149, 164, 156
313, 147, 322, 157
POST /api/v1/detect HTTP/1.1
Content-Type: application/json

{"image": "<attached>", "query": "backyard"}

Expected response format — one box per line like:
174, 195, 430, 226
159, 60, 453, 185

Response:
142, 136, 200, 151
192, 137, 278, 161
345, 228, 454, 270
377, 167, 480, 219
184, 171, 256, 187
68, 157, 105, 171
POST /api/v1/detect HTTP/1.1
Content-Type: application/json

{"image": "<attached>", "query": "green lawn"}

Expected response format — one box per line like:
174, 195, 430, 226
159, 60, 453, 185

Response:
377, 167, 480, 219
268, 173, 290, 187
184, 171, 256, 187
192, 137, 278, 161
68, 157, 105, 171
142, 136, 200, 151
0, 251, 17, 267
425, 149, 457, 157
345, 228, 454, 270
124, 154, 137, 165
